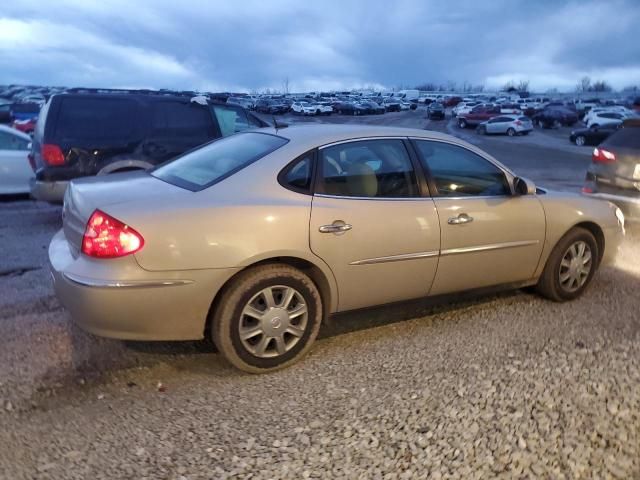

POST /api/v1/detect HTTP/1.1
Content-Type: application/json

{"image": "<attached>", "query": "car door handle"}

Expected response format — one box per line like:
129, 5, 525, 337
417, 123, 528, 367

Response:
319, 223, 352, 234
448, 213, 474, 225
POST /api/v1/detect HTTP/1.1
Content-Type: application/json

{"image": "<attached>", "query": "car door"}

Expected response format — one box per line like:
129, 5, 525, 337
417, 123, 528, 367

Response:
309, 138, 440, 312
0, 129, 33, 194
486, 117, 506, 134
412, 139, 545, 295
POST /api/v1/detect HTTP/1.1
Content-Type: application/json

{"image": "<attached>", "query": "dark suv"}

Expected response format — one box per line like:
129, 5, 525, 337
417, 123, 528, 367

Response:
583, 119, 640, 222
30, 91, 266, 202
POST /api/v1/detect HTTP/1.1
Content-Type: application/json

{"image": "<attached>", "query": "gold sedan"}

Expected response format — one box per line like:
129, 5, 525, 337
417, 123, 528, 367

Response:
49, 125, 625, 372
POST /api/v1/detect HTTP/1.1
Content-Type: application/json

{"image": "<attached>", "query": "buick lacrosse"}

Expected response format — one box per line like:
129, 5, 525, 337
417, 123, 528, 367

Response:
49, 125, 624, 372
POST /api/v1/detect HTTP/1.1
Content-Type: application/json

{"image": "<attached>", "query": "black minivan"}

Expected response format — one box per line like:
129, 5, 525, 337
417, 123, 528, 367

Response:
30, 90, 267, 203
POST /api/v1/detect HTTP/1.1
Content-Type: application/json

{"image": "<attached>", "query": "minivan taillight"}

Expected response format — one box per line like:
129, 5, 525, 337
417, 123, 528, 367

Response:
82, 210, 144, 258
593, 148, 616, 164
42, 144, 65, 166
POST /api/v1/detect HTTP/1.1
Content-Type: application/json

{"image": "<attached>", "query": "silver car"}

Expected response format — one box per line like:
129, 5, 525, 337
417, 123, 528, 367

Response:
49, 125, 624, 372
477, 115, 533, 136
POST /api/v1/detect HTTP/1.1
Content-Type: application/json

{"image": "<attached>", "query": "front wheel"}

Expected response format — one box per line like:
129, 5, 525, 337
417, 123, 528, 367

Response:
458, 119, 468, 129
536, 227, 599, 302
575, 135, 586, 146
211, 264, 323, 373
507, 128, 516, 137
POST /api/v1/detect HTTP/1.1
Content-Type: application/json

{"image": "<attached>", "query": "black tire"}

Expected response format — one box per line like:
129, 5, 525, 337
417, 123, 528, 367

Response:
211, 264, 323, 373
536, 227, 599, 302
575, 135, 586, 146
458, 119, 468, 129
507, 128, 516, 137
477, 126, 487, 135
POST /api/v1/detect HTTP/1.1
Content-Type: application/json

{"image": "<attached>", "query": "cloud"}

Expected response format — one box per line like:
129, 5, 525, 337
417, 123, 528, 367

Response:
0, 0, 638, 92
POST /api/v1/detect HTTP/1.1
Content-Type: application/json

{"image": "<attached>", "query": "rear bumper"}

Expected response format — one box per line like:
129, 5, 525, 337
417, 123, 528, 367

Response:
30, 179, 68, 203
49, 229, 238, 341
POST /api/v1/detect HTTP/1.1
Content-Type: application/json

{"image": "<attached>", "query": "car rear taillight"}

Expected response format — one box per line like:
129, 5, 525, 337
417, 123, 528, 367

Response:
593, 148, 616, 164
42, 144, 65, 166
514, 120, 522, 126
81, 210, 144, 258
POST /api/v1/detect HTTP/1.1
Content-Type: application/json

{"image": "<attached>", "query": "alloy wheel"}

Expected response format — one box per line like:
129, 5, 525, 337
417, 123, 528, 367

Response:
575, 135, 586, 146
238, 285, 308, 358
558, 241, 592, 293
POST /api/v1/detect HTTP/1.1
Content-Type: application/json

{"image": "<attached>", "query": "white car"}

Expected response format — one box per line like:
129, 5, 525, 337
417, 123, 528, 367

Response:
291, 102, 319, 115
453, 102, 482, 116
0, 125, 33, 195
583, 107, 635, 125
586, 111, 627, 128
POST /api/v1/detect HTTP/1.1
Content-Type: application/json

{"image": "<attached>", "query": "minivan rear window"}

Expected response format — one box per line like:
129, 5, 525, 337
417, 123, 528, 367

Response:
54, 97, 137, 141
152, 132, 288, 191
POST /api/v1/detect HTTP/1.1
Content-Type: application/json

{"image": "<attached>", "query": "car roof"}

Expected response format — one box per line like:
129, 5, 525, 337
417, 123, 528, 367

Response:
260, 124, 466, 150
0, 124, 32, 140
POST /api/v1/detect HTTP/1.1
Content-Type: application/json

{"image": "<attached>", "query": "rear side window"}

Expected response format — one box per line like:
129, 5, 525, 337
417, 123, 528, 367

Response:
603, 127, 640, 149
152, 132, 288, 191
54, 97, 137, 141
0, 131, 29, 150
318, 139, 418, 198
280, 152, 314, 194
151, 102, 214, 142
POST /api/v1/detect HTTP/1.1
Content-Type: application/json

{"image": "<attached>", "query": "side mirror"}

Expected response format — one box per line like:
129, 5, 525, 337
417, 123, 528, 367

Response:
514, 176, 536, 195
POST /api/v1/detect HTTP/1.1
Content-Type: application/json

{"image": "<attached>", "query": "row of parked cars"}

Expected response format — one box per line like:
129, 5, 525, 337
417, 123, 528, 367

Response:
245, 95, 418, 116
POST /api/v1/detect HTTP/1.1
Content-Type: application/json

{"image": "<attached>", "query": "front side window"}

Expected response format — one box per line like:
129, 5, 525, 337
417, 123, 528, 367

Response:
415, 140, 510, 197
152, 132, 288, 191
318, 139, 418, 198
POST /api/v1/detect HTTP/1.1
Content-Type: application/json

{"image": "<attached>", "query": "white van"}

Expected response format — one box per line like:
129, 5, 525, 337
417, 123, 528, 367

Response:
398, 90, 420, 101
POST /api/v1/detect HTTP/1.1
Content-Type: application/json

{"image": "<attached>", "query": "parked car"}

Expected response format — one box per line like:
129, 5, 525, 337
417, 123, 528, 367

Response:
452, 101, 481, 116
10, 103, 41, 121
583, 119, 640, 222
255, 99, 290, 115
427, 102, 445, 119
382, 98, 401, 112
457, 105, 501, 128
583, 107, 635, 125
359, 101, 385, 115
30, 91, 267, 203
0, 125, 34, 195
443, 96, 463, 107
12, 117, 37, 135
585, 111, 626, 129
291, 101, 318, 115
570, 125, 621, 146
333, 102, 368, 116
532, 107, 578, 128
0, 104, 12, 124
49, 124, 623, 373
476, 115, 533, 136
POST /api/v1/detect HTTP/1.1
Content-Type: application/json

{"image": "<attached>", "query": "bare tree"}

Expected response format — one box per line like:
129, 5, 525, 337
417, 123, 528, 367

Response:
622, 85, 639, 92
576, 76, 591, 92
281, 77, 290, 95
516, 80, 530, 92
591, 80, 612, 92
502, 80, 517, 92
472, 84, 485, 93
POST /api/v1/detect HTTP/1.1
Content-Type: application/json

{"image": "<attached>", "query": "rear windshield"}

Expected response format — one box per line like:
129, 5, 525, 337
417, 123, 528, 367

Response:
152, 132, 288, 191
602, 127, 640, 149
54, 97, 137, 141
12, 103, 40, 114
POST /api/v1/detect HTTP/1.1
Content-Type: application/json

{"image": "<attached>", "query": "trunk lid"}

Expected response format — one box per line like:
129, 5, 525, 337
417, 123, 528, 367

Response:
62, 171, 186, 257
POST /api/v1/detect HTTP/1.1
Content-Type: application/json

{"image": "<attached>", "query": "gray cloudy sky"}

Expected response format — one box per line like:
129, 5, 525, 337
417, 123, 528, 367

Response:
1, 0, 639, 93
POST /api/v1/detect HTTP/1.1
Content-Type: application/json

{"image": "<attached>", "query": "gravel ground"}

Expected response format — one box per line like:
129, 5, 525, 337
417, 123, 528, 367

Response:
1, 111, 639, 478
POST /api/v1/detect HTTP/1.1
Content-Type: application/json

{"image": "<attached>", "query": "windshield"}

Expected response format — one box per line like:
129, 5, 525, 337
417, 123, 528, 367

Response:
152, 132, 288, 191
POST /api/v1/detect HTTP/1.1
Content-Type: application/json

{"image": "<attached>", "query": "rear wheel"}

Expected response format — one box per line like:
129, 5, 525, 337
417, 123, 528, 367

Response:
507, 128, 516, 137
575, 135, 586, 146
477, 126, 487, 135
536, 227, 598, 302
553, 120, 561, 129
211, 264, 322, 373
458, 118, 468, 128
